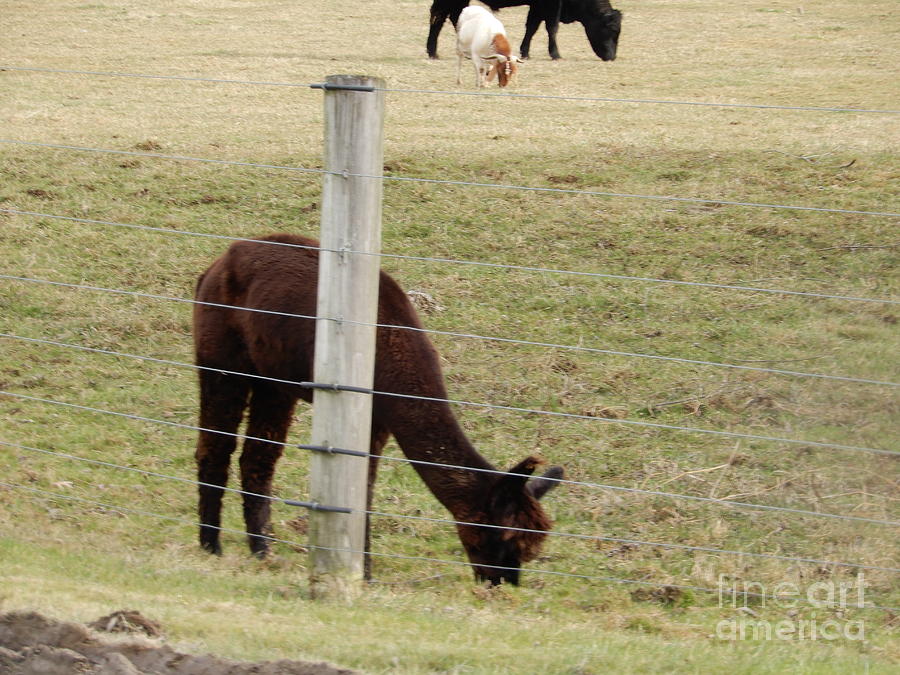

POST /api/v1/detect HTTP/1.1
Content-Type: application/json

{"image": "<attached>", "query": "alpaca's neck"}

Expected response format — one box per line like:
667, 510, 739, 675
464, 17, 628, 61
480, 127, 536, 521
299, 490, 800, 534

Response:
379, 396, 495, 518
372, 315, 498, 518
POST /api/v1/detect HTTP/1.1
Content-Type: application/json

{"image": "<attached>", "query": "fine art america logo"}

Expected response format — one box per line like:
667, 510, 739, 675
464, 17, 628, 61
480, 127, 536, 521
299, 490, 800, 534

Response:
716, 574, 867, 641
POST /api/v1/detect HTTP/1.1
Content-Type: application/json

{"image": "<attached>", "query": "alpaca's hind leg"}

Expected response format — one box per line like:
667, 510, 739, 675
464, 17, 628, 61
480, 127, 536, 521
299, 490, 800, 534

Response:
239, 383, 296, 557
196, 370, 250, 555
363, 424, 390, 580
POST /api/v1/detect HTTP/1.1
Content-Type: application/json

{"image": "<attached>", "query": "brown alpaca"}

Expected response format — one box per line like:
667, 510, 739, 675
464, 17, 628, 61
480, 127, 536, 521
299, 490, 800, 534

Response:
193, 234, 563, 585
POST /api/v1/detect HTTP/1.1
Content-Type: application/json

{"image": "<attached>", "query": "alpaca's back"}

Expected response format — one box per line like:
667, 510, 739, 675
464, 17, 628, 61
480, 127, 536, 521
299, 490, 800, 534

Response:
193, 234, 445, 405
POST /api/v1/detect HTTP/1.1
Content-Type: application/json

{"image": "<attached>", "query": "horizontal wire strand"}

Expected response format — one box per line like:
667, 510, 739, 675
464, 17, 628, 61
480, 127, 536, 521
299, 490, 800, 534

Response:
3, 277, 898, 388
4, 207, 898, 306
373, 388, 900, 457
0, 139, 326, 175
3, 481, 896, 612
3, 65, 900, 114
2, 330, 898, 456
3, 438, 896, 573
366, 509, 900, 573
3, 139, 899, 218
382, 86, 900, 114
0, 388, 896, 526
0, 439, 344, 513
0, 65, 317, 88
374, 171, 900, 218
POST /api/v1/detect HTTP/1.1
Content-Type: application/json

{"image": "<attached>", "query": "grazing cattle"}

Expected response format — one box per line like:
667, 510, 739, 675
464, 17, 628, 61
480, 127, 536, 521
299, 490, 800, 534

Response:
428, 0, 622, 61
193, 234, 564, 585
456, 5, 521, 88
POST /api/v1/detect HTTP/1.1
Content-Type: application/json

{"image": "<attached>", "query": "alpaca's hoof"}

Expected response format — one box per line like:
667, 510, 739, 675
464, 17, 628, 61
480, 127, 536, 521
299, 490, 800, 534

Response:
200, 540, 222, 556
249, 535, 270, 559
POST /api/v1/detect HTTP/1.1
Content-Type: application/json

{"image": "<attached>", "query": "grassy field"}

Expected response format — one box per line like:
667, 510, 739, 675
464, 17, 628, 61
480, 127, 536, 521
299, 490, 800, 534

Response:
1, 0, 898, 672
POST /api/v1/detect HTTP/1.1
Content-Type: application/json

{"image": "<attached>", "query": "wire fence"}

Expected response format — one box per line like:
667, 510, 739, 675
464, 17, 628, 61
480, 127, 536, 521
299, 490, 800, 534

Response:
4, 438, 896, 573
1, 388, 897, 528
2, 331, 898, 457
4, 138, 900, 219
1, 62, 897, 602
3, 208, 898, 306
4, 65, 900, 114
4, 273, 899, 388
7, 479, 896, 612
3, 474, 899, 613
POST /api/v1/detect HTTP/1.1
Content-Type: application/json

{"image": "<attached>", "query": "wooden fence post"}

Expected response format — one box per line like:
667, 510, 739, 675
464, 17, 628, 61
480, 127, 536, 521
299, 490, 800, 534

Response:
308, 75, 385, 600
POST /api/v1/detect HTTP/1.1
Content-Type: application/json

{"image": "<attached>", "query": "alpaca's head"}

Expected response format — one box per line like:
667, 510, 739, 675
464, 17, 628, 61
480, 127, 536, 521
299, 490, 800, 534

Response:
457, 456, 563, 585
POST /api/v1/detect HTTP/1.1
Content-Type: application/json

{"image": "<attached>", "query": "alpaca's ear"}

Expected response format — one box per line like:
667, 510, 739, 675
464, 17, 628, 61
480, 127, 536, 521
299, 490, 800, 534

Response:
493, 456, 542, 496
526, 465, 564, 500
507, 456, 541, 477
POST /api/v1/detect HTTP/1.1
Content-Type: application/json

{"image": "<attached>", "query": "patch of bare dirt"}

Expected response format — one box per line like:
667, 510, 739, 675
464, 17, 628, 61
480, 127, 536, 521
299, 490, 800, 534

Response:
0, 610, 358, 675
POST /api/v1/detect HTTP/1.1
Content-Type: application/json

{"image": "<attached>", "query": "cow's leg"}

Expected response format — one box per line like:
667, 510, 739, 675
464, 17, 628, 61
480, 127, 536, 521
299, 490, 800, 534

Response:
427, 13, 445, 58
448, 4, 466, 28
428, 1, 465, 59
545, 17, 562, 60
520, 7, 543, 60
363, 424, 390, 580
239, 383, 296, 557
196, 370, 250, 555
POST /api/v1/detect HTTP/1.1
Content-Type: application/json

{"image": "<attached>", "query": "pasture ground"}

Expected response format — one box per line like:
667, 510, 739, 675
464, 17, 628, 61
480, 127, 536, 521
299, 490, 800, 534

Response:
1, 1, 898, 672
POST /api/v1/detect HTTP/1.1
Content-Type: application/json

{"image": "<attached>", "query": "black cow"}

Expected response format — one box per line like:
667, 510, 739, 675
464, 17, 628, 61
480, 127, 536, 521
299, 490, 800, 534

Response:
427, 1, 622, 61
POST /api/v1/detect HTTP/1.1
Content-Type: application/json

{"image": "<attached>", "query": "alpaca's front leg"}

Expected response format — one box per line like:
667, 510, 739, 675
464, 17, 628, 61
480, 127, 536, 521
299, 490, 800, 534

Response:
363, 425, 389, 580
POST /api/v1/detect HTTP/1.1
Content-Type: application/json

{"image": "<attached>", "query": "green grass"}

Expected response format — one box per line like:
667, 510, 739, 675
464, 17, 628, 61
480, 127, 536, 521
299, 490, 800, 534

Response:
1, 537, 895, 674
1, 0, 898, 672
